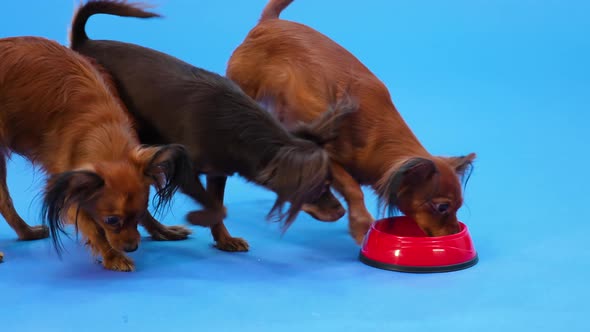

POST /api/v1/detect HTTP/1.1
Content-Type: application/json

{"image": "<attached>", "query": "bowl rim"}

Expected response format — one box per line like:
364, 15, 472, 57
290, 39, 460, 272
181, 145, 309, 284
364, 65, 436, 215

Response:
370, 216, 470, 242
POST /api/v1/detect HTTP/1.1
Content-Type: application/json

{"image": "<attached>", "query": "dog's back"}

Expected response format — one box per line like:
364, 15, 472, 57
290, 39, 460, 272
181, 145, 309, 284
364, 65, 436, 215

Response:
0, 36, 130, 164
228, 18, 389, 117
74, 37, 295, 162
227, 2, 419, 182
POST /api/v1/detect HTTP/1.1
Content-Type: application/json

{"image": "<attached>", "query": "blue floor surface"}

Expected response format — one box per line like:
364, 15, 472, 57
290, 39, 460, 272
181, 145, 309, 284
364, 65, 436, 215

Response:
1, 1, 589, 331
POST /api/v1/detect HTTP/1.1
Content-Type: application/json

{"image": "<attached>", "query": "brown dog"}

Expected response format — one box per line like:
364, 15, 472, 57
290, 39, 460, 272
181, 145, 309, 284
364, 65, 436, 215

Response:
0, 36, 193, 271
69, 0, 356, 252
227, 0, 477, 243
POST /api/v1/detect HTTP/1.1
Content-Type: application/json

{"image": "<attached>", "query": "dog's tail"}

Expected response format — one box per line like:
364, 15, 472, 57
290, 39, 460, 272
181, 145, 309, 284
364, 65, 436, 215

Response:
259, 0, 294, 22
70, 0, 161, 49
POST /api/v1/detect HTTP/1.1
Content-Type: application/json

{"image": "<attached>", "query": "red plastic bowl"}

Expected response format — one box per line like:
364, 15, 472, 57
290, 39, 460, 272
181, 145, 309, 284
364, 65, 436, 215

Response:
359, 216, 478, 273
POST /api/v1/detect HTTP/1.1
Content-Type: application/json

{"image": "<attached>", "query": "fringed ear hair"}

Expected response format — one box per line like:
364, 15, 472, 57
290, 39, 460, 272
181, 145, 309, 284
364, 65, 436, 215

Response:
257, 144, 331, 232
444, 152, 476, 188
143, 144, 193, 213
266, 196, 299, 234
41, 170, 104, 255
376, 157, 438, 217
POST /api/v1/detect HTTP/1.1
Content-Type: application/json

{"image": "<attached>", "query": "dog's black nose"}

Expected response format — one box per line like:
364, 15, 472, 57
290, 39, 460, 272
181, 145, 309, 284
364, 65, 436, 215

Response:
123, 244, 138, 252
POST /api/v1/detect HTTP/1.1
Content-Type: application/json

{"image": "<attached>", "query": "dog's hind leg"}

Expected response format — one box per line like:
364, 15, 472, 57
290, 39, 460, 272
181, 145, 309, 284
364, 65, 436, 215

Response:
0, 152, 48, 240
140, 211, 192, 241
187, 175, 249, 252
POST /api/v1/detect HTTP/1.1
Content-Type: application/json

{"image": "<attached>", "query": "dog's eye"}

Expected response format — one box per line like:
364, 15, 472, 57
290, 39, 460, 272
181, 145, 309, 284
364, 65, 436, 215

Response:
435, 203, 450, 214
104, 216, 121, 226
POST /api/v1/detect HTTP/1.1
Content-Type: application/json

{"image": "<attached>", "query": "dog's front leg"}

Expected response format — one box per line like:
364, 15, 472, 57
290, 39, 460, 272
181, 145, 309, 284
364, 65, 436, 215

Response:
140, 211, 192, 241
206, 175, 248, 252
76, 214, 135, 272
329, 162, 374, 245
186, 175, 248, 251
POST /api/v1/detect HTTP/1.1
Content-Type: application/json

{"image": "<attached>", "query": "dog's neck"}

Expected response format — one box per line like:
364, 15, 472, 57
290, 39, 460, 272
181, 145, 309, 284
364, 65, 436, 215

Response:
362, 104, 433, 184
236, 138, 285, 181
70, 114, 139, 169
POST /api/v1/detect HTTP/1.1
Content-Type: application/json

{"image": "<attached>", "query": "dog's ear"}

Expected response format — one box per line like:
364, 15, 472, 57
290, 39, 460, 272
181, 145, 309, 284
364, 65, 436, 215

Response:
257, 144, 331, 232
42, 170, 105, 254
291, 93, 358, 146
377, 157, 438, 216
134, 144, 193, 211
442, 153, 476, 184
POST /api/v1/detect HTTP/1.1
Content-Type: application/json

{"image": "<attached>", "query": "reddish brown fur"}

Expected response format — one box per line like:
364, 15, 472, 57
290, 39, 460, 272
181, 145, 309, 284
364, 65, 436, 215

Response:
0, 37, 193, 270
227, 0, 476, 243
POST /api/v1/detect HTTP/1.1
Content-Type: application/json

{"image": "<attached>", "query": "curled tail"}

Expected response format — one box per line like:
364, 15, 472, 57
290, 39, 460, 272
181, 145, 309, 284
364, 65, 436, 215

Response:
70, 0, 161, 49
259, 0, 294, 22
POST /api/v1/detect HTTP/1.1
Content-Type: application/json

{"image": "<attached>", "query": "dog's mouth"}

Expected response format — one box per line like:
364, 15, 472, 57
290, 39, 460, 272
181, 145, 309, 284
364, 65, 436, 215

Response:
301, 190, 345, 222
102, 228, 141, 253
422, 228, 434, 237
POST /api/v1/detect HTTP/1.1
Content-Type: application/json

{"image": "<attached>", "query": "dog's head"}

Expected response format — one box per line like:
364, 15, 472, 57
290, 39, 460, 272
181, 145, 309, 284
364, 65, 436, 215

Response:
256, 140, 333, 231
43, 144, 192, 254
275, 94, 357, 223
377, 153, 476, 236
256, 95, 357, 230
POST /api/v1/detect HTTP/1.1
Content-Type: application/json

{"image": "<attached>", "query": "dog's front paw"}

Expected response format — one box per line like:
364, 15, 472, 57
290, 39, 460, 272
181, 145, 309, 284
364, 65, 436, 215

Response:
215, 237, 249, 252
186, 209, 225, 227
349, 214, 374, 245
150, 225, 192, 241
0, 251, 4, 263
103, 253, 135, 272
18, 225, 49, 241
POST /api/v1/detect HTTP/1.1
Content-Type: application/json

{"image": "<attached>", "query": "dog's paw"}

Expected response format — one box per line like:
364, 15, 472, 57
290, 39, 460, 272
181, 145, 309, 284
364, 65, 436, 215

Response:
150, 225, 192, 241
349, 215, 374, 245
103, 253, 135, 272
215, 237, 249, 252
186, 210, 224, 227
0, 251, 4, 263
18, 225, 49, 241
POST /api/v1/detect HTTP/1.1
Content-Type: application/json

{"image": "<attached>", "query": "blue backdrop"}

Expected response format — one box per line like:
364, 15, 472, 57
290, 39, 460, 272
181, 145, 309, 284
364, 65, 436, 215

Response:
1, 1, 589, 331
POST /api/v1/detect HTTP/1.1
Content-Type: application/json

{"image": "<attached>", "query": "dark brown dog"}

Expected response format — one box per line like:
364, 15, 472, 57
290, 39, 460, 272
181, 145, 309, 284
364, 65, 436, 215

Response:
69, 0, 355, 252
227, 0, 477, 243
0, 36, 193, 271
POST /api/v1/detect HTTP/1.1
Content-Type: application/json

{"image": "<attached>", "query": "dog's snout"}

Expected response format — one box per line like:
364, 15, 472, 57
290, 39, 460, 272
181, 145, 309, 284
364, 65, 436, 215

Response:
123, 243, 138, 252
